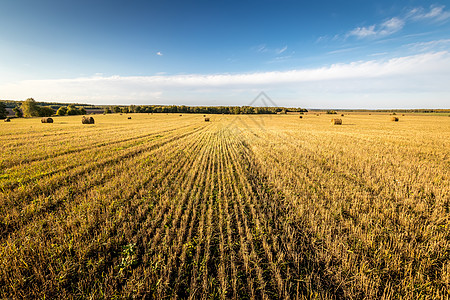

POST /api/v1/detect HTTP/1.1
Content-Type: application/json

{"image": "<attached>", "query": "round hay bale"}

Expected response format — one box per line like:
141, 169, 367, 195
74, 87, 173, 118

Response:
204, 117, 210, 122
391, 117, 399, 122
4, 117, 11, 122
331, 118, 342, 125
299, 116, 303, 119
41, 117, 53, 123
341, 114, 344, 116
82, 116, 95, 124
128, 117, 131, 119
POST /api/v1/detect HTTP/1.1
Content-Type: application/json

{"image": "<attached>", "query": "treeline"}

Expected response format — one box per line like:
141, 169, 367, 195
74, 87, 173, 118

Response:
0, 99, 94, 109
104, 105, 308, 114
1, 99, 88, 118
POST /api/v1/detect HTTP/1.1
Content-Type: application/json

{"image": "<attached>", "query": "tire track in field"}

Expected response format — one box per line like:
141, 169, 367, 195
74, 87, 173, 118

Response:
226, 130, 286, 299
217, 128, 266, 300
137, 129, 215, 298
224, 123, 347, 299
234, 127, 358, 298
92, 127, 213, 298
168, 133, 217, 298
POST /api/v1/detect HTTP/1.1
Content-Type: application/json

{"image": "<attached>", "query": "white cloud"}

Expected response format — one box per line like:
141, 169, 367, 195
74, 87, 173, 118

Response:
156, 51, 163, 56
406, 39, 450, 52
348, 17, 404, 39
254, 44, 288, 55
408, 5, 450, 22
276, 46, 288, 55
1, 51, 450, 108
347, 5, 449, 40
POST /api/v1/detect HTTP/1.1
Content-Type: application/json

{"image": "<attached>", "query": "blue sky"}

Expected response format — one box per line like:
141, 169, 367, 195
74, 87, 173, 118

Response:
1, 0, 450, 108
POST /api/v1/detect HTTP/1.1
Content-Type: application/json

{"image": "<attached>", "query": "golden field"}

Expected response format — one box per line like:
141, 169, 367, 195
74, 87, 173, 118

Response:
0, 113, 449, 299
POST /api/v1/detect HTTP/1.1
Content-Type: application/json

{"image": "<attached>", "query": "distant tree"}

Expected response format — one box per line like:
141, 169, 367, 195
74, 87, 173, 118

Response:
12, 107, 23, 118
67, 105, 80, 115
0, 102, 7, 119
104, 107, 112, 114
56, 106, 68, 116
21, 98, 41, 117
113, 106, 121, 113
39, 106, 54, 117
80, 107, 86, 115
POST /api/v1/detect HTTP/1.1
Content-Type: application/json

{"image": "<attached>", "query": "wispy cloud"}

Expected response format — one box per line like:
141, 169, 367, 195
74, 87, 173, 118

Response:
254, 44, 288, 55
406, 39, 450, 52
348, 17, 404, 39
275, 46, 288, 54
156, 51, 163, 56
2, 51, 449, 108
347, 5, 450, 40
407, 5, 450, 22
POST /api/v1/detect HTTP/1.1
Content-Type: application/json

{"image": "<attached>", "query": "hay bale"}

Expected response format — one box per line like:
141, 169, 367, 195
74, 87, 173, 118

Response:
204, 117, 210, 122
331, 118, 342, 125
4, 117, 11, 122
391, 117, 399, 122
128, 117, 131, 119
341, 114, 344, 116
82, 116, 95, 124
179, 114, 182, 116
41, 117, 53, 123
299, 116, 303, 119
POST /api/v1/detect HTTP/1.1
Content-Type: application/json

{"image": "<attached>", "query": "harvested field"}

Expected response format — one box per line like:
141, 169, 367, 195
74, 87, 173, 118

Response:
0, 113, 449, 299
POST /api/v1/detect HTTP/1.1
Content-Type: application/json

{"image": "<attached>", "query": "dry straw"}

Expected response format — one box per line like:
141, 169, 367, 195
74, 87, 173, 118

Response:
82, 116, 95, 124
331, 118, 342, 125
41, 117, 53, 123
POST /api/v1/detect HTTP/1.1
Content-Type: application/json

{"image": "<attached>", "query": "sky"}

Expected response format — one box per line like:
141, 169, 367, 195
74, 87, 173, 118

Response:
0, 0, 450, 108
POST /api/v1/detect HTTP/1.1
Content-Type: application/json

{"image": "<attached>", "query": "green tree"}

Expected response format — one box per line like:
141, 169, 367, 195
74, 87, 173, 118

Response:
113, 106, 121, 113
67, 105, 80, 115
39, 106, 54, 117
0, 102, 7, 119
21, 98, 41, 117
56, 106, 68, 116
12, 107, 23, 118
